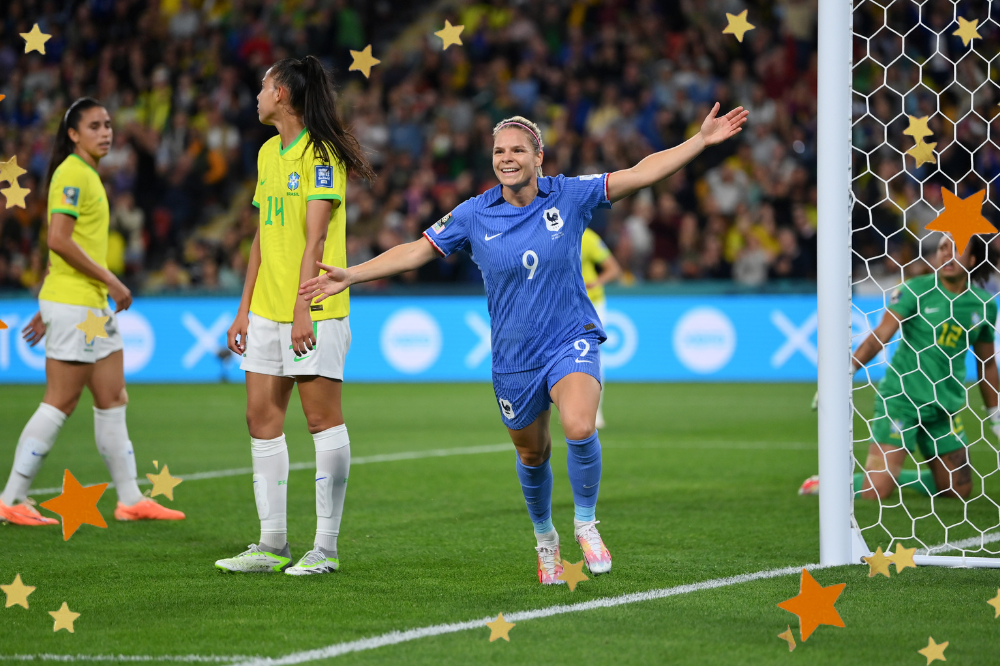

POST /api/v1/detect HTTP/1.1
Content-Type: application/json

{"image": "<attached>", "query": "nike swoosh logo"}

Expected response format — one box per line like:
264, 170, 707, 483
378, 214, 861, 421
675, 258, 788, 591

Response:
31, 452, 43, 456
292, 355, 311, 362
583, 483, 598, 489
485, 233, 503, 241
925, 308, 939, 313
259, 178, 266, 185
315, 477, 328, 481
575, 359, 592, 364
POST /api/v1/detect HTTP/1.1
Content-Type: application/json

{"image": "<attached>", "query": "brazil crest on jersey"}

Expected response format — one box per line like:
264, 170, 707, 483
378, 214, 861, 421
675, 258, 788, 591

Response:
251, 128, 348, 323
423, 174, 611, 373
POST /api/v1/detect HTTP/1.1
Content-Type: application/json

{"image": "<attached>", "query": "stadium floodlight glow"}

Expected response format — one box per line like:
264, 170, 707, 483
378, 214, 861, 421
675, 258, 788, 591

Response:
818, 0, 1000, 569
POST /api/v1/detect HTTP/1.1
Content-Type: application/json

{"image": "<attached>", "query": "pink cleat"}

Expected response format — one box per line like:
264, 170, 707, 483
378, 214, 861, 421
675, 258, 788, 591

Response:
575, 520, 612, 574
536, 541, 566, 585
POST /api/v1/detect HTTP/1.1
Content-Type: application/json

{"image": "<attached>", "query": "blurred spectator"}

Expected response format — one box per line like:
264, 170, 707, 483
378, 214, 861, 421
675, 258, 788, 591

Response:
0, 0, 827, 295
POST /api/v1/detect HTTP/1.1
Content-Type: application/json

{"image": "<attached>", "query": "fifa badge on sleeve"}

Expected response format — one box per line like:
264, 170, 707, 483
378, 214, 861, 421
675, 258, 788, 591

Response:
315, 165, 333, 188
62, 186, 80, 206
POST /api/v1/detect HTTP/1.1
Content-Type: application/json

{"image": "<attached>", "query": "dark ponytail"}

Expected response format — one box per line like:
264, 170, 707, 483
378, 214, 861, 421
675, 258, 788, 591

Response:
968, 235, 993, 287
46, 97, 104, 192
271, 56, 376, 182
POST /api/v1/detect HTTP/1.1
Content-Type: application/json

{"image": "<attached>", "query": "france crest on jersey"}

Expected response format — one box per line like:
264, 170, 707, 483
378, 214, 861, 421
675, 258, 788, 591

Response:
423, 174, 612, 373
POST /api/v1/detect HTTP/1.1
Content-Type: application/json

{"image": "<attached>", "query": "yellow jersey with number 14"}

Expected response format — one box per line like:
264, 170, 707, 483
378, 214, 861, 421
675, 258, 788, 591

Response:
251, 128, 348, 322
39, 153, 110, 309
581, 227, 611, 306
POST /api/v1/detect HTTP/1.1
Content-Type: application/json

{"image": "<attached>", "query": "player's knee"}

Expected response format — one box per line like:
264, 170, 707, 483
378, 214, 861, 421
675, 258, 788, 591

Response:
94, 386, 128, 410
518, 449, 549, 467
562, 415, 595, 442
245, 409, 279, 440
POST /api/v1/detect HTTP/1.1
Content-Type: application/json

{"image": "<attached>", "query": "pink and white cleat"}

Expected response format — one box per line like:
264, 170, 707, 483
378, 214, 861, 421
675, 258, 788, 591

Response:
536, 540, 566, 585
575, 519, 612, 574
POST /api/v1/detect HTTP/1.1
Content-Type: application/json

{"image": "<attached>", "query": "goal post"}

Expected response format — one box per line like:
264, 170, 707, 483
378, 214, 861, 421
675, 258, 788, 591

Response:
819, 0, 1000, 568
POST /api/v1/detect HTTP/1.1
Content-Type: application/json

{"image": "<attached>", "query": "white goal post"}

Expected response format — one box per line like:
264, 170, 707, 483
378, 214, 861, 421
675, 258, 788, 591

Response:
818, 0, 1000, 568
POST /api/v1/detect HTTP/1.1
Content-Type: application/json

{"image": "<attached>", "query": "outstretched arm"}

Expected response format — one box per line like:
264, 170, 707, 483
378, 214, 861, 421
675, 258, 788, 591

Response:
300, 236, 439, 303
606, 103, 748, 203
852, 309, 902, 372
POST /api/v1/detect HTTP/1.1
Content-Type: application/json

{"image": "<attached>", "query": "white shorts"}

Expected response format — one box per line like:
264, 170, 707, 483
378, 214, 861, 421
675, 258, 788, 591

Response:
240, 312, 351, 380
39, 300, 124, 363
593, 300, 607, 324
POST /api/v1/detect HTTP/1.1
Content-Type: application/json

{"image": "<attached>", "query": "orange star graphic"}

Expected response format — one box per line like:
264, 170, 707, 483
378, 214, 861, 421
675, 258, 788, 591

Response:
777, 568, 846, 641
0, 318, 7, 330
925, 188, 997, 255
39, 469, 108, 541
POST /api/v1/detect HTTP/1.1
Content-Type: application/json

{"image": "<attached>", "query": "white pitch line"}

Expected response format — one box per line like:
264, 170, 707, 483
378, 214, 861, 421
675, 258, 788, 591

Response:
223, 564, 825, 666
918, 530, 1000, 555
28, 444, 513, 497
1, 657, 256, 663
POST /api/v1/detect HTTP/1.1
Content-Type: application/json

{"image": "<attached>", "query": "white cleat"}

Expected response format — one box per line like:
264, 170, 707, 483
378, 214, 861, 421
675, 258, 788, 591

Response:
575, 519, 612, 575
285, 548, 340, 576
215, 543, 292, 573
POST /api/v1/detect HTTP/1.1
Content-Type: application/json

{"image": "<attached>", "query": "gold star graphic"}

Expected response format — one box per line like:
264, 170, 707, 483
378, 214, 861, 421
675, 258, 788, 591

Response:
1, 574, 35, 609
486, 612, 515, 642
349, 45, 380, 79
435, 20, 465, 50
0, 94, 5, 104
863, 546, 892, 578
925, 188, 998, 255
1, 181, 30, 209
777, 625, 796, 651
907, 141, 937, 168
918, 637, 948, 664
147, 464, 183, 501
75, 310, 109, 345
953, 17, 981, 47
0, 156, 28, 185
987, 589, 1000, 618
903, 115, 934, 142
49, 602, 81, 633
777, 568, 846, 641
888, 544, 917, 573
723, 10, 755, 43
557, 559, 589, 592
20, 23, 52, 55
39, 469, 109, 541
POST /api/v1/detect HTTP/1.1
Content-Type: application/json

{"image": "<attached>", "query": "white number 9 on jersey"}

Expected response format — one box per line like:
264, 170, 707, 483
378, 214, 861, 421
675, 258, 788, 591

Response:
522, 250, 539, 280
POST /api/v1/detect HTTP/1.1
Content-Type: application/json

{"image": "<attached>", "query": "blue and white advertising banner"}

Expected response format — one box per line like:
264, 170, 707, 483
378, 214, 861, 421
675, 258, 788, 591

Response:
0, 295, 980, 383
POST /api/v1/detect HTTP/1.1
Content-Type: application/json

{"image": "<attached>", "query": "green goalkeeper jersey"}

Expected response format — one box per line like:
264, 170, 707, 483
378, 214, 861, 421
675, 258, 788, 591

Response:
878, 274, 997, 414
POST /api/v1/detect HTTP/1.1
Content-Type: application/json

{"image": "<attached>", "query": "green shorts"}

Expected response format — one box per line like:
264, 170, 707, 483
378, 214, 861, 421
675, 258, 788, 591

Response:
870, 396, 967, 458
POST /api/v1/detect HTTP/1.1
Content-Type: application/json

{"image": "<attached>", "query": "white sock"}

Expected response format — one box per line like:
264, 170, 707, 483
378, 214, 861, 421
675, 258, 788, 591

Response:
94, 405, 144, 506
251, 434, 288, 550
1, 403, 67, 505
313, 424, 350, 556
536, 528, 559, 546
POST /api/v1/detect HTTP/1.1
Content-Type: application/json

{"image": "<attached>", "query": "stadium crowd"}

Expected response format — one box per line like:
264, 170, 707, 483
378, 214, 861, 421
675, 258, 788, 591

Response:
0, 0, 821, 296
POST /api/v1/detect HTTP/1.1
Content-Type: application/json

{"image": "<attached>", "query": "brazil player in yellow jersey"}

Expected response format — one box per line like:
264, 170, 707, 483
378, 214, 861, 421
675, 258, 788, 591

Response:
0, 98, 183, 525
217, 56, 375, 575
580, 228, 621, 429
801, 233, 999, 500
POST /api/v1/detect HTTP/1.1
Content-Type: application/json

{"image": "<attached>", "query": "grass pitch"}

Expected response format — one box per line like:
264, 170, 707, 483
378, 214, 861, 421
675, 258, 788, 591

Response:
1, 382, 999, 665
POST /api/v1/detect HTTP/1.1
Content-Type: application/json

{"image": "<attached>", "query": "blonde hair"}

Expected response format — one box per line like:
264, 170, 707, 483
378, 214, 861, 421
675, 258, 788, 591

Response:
492, 115, 544, 178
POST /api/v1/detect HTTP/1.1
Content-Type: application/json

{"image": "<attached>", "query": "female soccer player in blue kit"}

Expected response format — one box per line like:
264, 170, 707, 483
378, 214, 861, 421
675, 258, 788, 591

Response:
301, 106, 747, 584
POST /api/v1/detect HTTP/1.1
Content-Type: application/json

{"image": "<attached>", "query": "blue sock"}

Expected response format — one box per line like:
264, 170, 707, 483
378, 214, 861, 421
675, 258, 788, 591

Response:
566, 431, 601, 521
515, 455, 553, 533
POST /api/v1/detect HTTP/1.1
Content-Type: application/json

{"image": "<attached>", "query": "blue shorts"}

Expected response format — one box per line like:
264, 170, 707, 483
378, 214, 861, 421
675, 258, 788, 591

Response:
492, 333, 603, 431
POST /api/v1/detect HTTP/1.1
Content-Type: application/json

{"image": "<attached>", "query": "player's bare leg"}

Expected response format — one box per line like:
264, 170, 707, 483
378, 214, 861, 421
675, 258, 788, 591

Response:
550, 372, 611, 574
860, 443, 906, 500
287, 377, 348, 575
928, 448, 972, 499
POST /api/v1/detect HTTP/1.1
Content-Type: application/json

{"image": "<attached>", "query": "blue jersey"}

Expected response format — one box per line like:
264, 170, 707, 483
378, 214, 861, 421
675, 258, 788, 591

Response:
423, 174, 611, 373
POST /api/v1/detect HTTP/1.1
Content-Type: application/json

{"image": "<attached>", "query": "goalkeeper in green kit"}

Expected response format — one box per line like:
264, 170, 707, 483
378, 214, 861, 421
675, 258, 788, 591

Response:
801, 233, 999, 500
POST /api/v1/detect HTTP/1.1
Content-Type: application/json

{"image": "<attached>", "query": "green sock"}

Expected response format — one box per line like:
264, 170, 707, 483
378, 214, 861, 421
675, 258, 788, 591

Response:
853, 470, 936, 497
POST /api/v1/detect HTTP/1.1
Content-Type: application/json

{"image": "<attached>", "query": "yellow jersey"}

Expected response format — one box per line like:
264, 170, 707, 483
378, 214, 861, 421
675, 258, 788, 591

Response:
581, 227, 611, 305
251, 128, 348, 322
39, 154, 110, 308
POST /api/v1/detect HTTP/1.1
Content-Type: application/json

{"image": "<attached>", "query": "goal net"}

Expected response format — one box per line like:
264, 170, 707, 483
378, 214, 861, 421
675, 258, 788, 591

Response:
842, 0, 1000, 567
